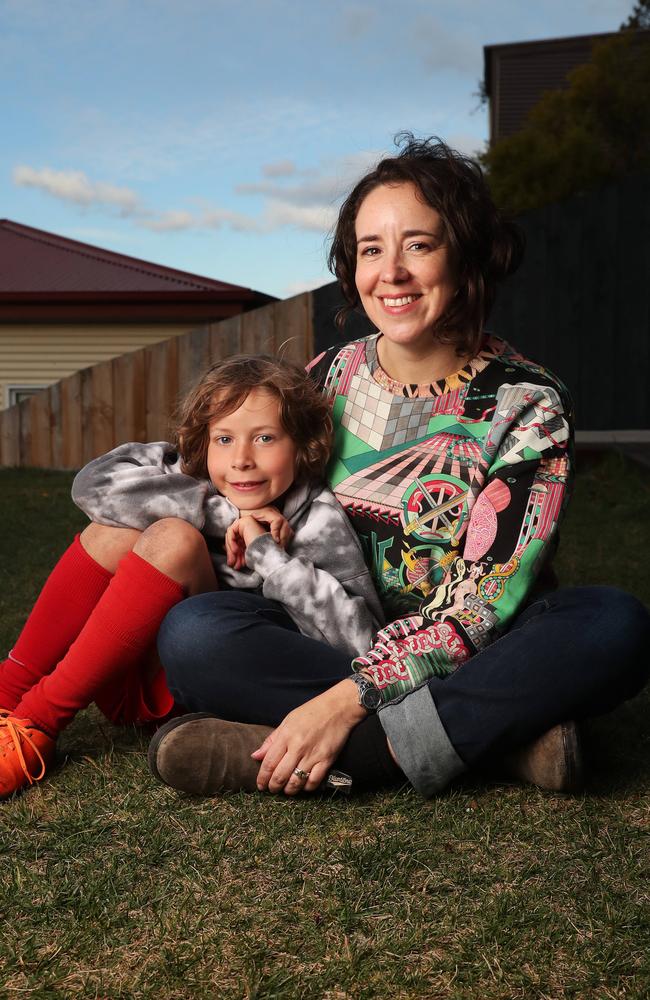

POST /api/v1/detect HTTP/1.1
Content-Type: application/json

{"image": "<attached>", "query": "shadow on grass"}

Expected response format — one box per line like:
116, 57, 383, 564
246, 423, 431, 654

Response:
581, 687, 650, 795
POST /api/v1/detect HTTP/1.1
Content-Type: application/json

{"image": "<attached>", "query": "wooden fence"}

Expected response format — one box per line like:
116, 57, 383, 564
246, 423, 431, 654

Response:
0, 292, 313, 470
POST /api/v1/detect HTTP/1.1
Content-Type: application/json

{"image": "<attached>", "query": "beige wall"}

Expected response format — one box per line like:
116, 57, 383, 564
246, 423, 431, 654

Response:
0, 323, 196, 409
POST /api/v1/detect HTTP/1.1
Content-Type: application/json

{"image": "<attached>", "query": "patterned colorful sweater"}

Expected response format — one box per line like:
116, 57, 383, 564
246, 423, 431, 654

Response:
308, 333, 574, 703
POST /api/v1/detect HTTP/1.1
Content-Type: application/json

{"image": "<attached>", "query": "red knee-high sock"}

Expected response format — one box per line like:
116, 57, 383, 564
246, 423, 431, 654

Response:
0, 535, 113, 710
15, 552, 184, 738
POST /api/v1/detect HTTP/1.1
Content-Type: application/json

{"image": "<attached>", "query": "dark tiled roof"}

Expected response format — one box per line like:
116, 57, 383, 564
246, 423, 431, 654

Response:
0, 219, 261, 299
484, 32, 616, 143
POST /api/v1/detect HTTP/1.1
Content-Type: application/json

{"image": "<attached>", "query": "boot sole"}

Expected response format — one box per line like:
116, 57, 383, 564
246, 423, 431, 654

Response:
560, 720, 584, 793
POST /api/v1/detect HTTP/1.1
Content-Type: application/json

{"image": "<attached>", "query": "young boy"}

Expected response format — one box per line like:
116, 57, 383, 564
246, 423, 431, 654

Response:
0, 356, 382, 797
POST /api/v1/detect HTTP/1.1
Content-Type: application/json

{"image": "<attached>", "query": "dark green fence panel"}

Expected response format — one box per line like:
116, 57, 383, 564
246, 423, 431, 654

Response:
489, 175, 650, 430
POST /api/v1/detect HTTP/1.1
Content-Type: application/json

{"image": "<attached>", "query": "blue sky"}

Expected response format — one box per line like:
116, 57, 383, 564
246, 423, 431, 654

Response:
2, 0, 632, 298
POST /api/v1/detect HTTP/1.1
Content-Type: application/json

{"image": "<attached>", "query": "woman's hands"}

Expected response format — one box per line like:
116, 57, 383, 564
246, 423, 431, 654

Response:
251, 679, 367, 796
225, 506, 293, 569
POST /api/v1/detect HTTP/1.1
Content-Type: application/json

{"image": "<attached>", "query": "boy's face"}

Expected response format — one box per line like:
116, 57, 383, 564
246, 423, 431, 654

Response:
207, 388, 298, 510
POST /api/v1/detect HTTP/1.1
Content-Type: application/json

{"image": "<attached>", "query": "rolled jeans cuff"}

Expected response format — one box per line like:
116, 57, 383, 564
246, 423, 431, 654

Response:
378, 683, 467, 797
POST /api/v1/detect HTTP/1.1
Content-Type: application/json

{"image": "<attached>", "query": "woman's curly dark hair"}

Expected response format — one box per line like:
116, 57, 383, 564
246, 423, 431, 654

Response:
174, 355, 333, 483
328, 133, 524, 357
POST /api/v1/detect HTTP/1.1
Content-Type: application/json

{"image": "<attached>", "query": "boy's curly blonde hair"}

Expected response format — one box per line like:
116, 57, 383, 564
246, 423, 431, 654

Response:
174, 355, 333, 483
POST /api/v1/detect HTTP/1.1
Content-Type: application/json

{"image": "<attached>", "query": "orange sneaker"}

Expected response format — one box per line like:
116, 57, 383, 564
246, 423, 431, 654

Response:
0, 715, 56, 798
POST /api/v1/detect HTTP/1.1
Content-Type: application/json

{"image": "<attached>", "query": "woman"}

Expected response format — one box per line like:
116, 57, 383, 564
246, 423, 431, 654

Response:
151, 137, 650, 797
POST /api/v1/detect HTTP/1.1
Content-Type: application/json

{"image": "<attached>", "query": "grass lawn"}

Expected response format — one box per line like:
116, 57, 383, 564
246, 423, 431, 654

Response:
0, 452, 649, 999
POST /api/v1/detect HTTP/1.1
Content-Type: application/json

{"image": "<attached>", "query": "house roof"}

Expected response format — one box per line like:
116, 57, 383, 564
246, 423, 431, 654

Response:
483, 31, 614, 144
0, 219, 262, 296
0, 219, 274, 321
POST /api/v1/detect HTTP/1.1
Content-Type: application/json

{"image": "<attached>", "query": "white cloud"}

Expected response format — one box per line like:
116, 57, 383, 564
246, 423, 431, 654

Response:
262, 159, 297, 178
11, 148, 383, 240
284, 277, 329, 296
235, 176, 339, 203
234, 148, 382, 235
11, 164, 264, 234
138, 210, 196, 232
238, 149, 380, 202
200, 206, 262, 233
13, 165, 140, 213
137, 206, 258, 234
263, 199, 336, 233
138, 200, 334, 236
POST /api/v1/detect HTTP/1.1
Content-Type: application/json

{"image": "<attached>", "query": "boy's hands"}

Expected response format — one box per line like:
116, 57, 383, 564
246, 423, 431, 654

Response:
225, 515, 266, 570
225, 507, 293, 570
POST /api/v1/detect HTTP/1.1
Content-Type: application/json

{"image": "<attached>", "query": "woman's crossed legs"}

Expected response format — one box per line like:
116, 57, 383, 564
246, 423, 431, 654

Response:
156, 587, 650, 796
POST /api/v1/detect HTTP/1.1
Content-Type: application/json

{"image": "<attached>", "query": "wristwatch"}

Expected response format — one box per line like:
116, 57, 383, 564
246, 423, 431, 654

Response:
350, 671, 382, 713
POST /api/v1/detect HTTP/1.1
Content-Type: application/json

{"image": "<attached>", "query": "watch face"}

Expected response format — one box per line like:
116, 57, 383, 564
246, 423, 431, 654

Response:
362, 684, 382, 711
352, 673, 381, 711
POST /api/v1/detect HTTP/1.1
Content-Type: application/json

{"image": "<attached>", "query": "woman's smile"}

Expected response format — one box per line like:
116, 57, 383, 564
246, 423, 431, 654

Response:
379, 293, 423, 313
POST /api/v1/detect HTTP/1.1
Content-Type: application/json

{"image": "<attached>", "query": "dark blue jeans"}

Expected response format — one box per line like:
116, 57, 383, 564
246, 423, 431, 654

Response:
157, 587, 650, 786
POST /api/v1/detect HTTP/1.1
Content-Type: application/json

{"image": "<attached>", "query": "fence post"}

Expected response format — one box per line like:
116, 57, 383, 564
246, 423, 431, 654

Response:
113, 349, 147, 445
50, 383, 63, 469
61, 372, 83, 470
0, 404, 20, 467
146, 337, 179, 441
177, 327, 212, 399
89, 359, 115, 460
18, 398, 31, 466
209, 314, 242, 360
241, 305, 275, 355
273, 292, 313, 363
29, 390, 52, 468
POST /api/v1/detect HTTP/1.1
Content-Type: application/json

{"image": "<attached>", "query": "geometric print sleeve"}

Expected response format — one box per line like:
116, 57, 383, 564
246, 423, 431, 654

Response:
310, 336, 574, 705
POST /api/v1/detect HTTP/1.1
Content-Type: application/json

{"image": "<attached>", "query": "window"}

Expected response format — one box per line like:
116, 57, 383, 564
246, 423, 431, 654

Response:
6, 385, 47, 408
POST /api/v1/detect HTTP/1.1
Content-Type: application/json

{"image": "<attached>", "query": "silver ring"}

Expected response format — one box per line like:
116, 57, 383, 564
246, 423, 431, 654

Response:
293, 767, 310, 780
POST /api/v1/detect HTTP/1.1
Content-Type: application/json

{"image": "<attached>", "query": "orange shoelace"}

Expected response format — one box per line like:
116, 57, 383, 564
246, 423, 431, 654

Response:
0, 717, 48, 784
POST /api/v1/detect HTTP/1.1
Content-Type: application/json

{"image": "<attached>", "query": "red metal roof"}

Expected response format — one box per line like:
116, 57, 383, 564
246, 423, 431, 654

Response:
0, 219, 265, 300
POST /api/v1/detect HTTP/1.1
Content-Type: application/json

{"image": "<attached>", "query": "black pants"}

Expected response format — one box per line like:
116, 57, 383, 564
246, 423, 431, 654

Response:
157, 587, 650, 794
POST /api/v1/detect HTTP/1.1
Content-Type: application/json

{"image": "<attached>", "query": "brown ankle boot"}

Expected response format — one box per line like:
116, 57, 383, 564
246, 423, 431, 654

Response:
503, 721, 584, 793
148, 713, 272, 795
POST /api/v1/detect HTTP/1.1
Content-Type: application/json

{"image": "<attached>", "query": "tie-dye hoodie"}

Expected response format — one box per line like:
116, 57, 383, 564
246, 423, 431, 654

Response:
72, 441, 384, 658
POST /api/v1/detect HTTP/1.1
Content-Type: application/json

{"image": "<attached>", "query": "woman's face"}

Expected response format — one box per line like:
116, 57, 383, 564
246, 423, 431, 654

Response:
354, 181, 457, 353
